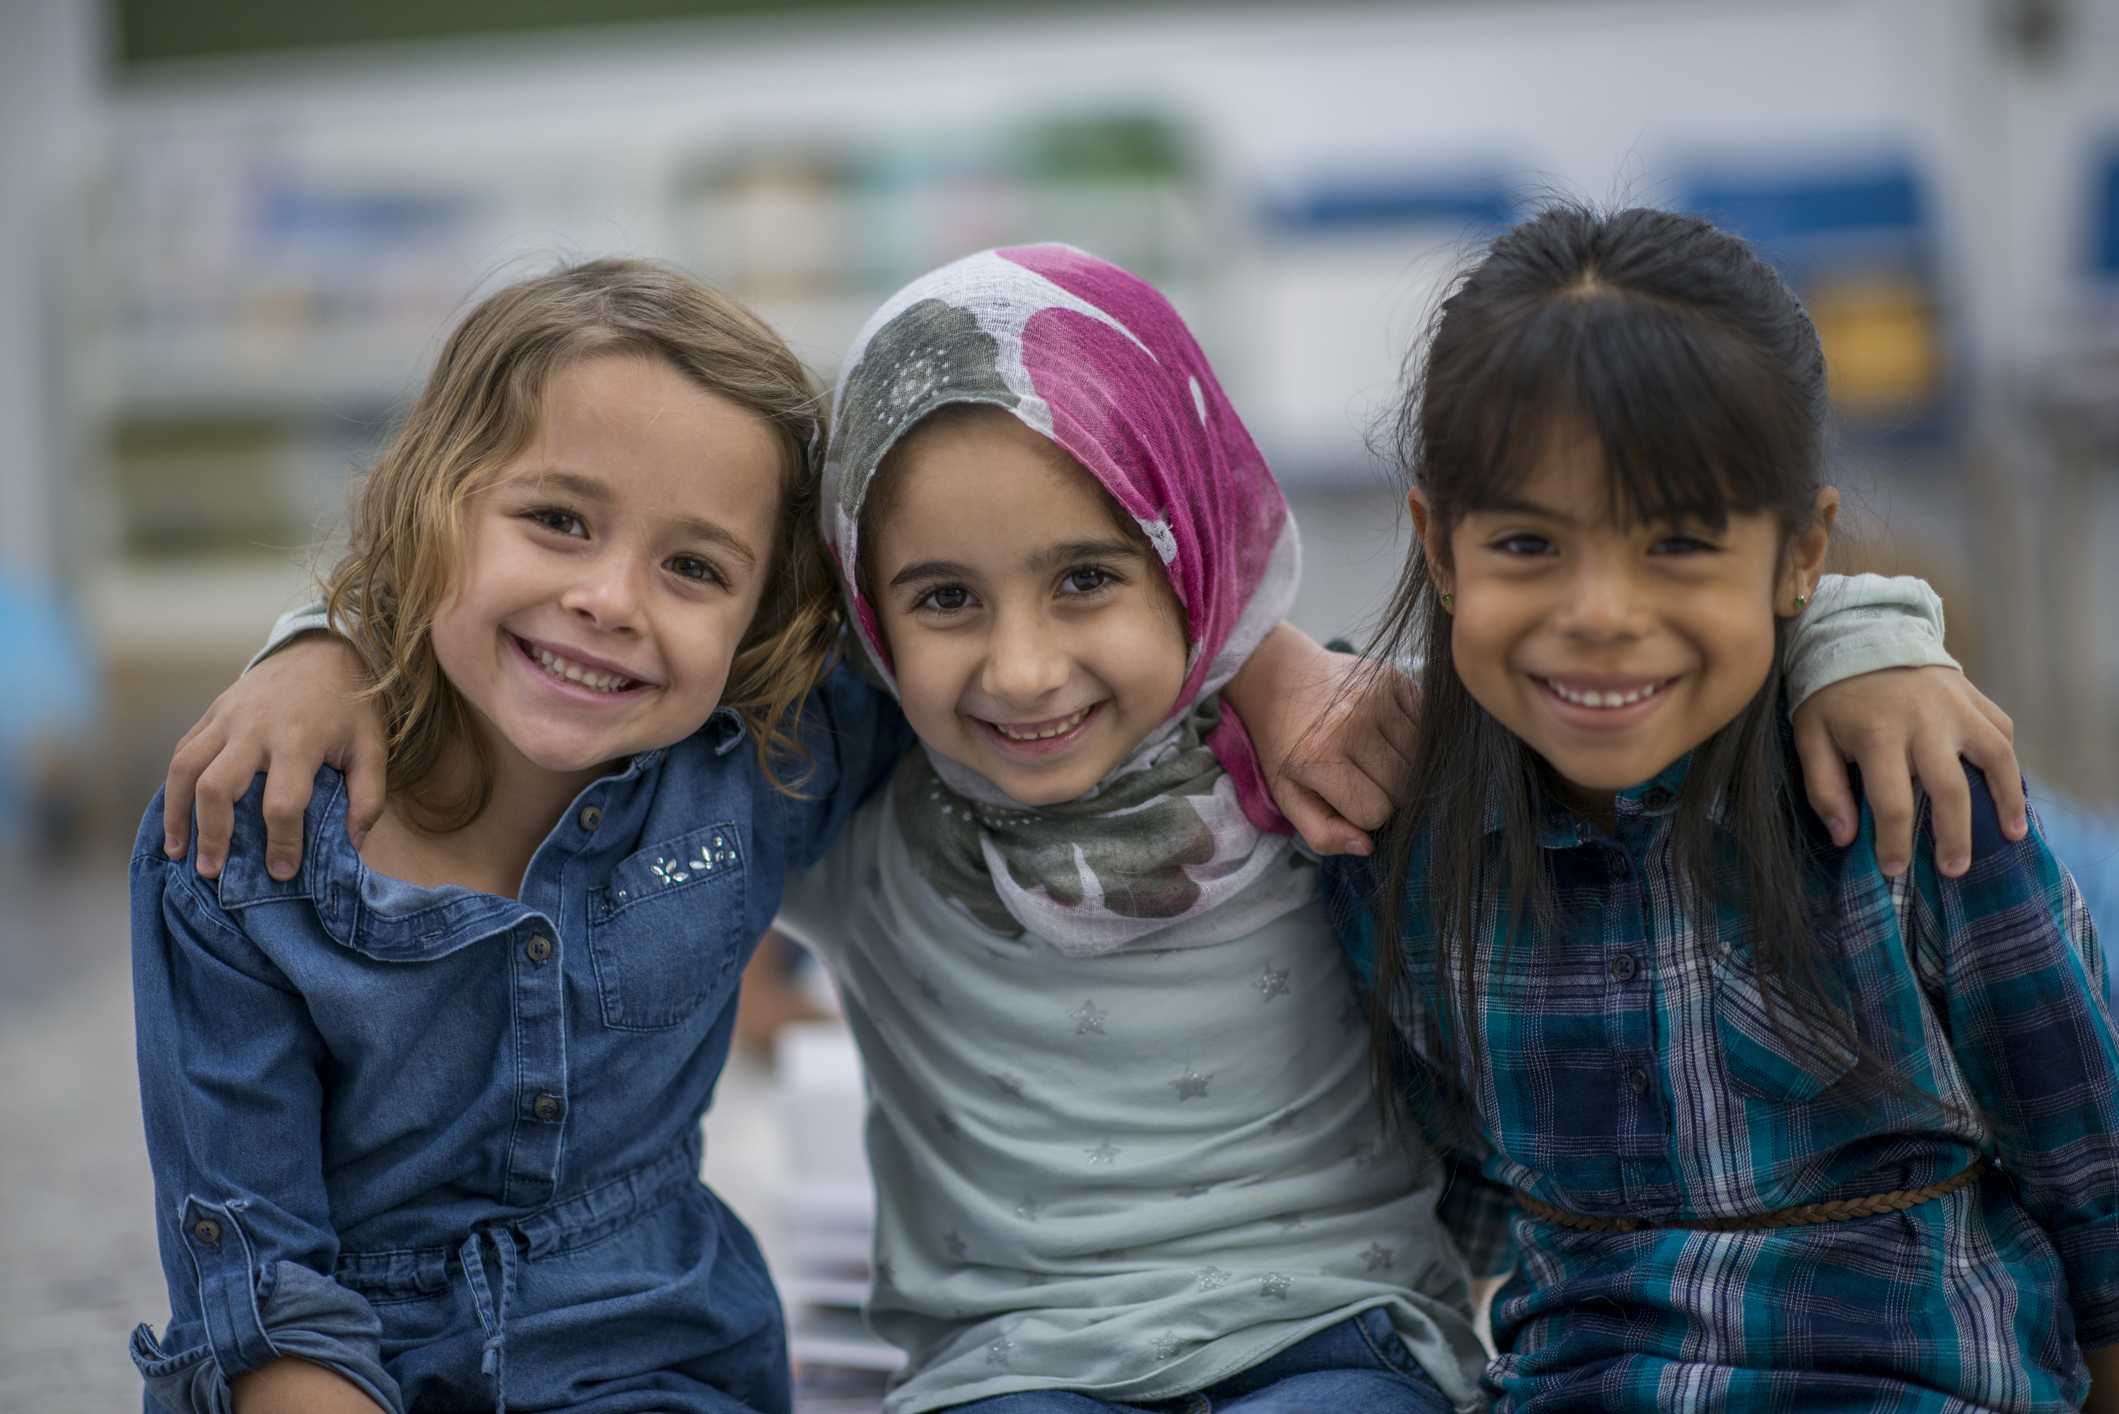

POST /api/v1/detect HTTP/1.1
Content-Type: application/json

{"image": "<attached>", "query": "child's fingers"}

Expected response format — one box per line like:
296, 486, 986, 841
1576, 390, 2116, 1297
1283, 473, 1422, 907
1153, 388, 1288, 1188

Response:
1276, 779, 1373, 857
189, 748, 264, 880
1858, 743, 1918, 878
1914, 734, 1973, 879
1956, 713, 2029, 843
343, 725, 390, 852
261, 763, 316, 882
162, 718, 228, 859
1792, 710, 1859, 849
1952, 689, 2027, 841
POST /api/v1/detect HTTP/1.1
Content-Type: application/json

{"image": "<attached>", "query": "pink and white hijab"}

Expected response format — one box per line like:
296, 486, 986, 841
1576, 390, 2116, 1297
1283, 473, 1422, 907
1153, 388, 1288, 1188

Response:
823, 245, 1312, 954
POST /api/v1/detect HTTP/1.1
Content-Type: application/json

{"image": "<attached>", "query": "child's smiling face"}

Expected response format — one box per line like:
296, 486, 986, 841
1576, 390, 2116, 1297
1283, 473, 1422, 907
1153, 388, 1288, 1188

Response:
1415, 421, 1834, 809
428, 353, 785, 782
869, 409, 1189, 807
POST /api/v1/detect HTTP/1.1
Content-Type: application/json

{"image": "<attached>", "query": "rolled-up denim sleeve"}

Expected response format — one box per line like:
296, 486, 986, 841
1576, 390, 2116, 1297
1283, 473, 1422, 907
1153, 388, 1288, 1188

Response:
1781, 572, 1960, 712
129, 831, 400, 1413
772, 662, 915, 873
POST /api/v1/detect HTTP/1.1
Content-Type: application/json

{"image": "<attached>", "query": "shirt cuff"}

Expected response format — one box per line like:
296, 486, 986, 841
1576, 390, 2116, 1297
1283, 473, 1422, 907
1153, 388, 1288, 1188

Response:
1782, 573, 1960, 714
245, 603, 333, 674
133, 1200, 400, 1413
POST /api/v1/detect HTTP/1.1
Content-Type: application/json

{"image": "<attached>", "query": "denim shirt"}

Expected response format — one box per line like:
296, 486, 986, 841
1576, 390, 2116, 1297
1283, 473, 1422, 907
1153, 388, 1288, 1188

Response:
128, 665, 913, 1414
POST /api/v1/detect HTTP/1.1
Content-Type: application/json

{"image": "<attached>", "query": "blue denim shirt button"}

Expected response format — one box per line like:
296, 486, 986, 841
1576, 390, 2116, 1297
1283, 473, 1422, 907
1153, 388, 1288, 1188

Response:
578, 805, 602, 832
533, 1094, 564, 1121
192, 1218, 221, 1244
525, 935, 553, 965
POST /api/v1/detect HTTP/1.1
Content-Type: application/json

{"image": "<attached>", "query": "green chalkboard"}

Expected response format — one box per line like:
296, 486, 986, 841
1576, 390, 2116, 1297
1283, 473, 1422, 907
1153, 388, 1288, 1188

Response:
117, 0, 1034, 65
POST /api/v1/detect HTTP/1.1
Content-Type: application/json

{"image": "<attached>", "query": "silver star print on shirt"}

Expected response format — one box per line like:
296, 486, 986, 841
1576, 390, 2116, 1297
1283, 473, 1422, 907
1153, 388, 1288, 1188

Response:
1268, 1107, 1300, 1134
1070, 999, 1108, 1034
1170, 1065, 1212, 1101
1153, 1331, 1184, 1360
1176, 1181, 1213, 1199
941, 1229, 968, 1262
1362, 1242, 1394, 1272
915, 972, 943, 1004
1258, 1272, 1293, 1299
991, 1071, 1026, 1101
1273, 1212, 1307, 1232
986, 1338, 1014, 1366
1253, 963, 1291, 1003
1194, 1265, 1231, 1290
1015, 1194, 1045, 1221
1086, 1139, 1121, 1165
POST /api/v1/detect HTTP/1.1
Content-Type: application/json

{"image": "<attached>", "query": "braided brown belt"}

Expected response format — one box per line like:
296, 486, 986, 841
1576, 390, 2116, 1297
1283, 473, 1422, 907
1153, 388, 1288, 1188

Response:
1512, 1155, 1993, 1235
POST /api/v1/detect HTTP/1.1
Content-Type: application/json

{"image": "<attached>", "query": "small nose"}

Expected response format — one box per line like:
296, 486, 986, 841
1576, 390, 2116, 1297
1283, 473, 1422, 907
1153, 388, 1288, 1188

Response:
981, 607, 1070, 703
1555, 553, 1646, 642
559, 548, 648, 632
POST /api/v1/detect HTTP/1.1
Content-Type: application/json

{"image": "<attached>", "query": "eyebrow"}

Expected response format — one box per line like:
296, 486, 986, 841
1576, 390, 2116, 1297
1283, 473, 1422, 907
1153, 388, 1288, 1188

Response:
518, 468, 759, 571
1029, 538, 1145, 572
887, 538, 1145, 590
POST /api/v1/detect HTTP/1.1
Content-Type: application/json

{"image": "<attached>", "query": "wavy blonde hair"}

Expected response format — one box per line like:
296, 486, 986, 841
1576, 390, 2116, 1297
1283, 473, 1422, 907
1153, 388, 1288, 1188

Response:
324, 259, 838, 828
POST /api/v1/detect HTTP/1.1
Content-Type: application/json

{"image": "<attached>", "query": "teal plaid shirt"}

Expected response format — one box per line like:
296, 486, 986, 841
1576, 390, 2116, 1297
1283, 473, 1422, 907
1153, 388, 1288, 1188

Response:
1327, 755, 2119, 1412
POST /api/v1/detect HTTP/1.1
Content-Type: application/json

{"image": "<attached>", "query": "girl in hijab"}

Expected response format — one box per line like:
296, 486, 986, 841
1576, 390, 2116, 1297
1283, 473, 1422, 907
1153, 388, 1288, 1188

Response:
772, 244, 1980, 1414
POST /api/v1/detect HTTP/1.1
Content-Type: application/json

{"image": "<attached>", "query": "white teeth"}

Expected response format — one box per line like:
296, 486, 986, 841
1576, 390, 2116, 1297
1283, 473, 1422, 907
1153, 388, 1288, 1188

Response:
1546, 679, 1664, 708
993, 705, 1093, 741
528, 642, 637, 694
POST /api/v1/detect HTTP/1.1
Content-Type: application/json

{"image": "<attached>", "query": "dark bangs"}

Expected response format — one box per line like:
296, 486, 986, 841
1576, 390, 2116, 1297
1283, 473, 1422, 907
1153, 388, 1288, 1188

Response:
1415, 206, 1827, 547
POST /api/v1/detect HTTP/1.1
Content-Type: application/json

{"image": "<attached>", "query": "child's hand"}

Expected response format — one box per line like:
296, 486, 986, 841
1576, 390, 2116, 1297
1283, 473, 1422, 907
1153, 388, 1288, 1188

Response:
1224, 625, 1418, 856
1792, 665, 2026, 879
163, 634, 387, 881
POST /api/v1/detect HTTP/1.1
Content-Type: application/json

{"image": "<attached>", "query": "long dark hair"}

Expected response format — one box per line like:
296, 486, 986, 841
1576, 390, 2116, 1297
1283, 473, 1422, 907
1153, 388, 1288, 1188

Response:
1364, 203, 1886, 1132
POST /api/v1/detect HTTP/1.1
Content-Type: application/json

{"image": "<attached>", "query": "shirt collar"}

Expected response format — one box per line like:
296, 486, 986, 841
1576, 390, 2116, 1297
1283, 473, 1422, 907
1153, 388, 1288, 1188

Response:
1481, 750, 1697, 849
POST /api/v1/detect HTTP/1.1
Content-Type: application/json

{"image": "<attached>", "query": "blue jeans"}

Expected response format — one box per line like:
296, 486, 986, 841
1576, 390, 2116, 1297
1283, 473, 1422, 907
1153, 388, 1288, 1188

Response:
945, 1308, 1453, 1414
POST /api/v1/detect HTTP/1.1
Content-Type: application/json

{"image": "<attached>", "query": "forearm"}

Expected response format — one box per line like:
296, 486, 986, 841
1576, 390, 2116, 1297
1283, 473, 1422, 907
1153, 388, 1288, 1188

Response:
232, 1356, 391, 1414
1783, 572, 1958, 712
1221, 622, 1333, 737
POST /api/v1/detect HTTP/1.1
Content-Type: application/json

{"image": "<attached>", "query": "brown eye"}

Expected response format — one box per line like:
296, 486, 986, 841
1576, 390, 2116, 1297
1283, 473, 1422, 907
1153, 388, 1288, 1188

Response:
528, 508, 586, 537
1061, 567, 1115, 595
666, 554, 725, 587
920, 585, 973, 613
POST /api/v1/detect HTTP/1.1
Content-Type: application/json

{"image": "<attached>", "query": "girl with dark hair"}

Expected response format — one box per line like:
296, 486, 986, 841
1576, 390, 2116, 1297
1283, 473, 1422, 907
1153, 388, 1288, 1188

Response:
1324, 204, 2119, 1410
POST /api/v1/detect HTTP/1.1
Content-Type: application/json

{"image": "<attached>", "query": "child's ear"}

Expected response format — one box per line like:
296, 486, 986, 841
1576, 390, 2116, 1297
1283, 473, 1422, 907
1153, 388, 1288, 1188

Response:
1778, 486, 1840, 616
1406, 489, 1453, 608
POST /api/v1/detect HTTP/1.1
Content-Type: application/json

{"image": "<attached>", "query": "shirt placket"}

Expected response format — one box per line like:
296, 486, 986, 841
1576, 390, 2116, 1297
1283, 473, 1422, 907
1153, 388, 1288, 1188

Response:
1608, 799, 1678, 1217
501, 907, 568, 1209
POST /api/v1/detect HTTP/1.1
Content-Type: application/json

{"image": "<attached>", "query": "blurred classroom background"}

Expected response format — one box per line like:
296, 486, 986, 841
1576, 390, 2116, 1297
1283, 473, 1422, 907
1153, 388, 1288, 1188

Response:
2, 0, 2118, 1408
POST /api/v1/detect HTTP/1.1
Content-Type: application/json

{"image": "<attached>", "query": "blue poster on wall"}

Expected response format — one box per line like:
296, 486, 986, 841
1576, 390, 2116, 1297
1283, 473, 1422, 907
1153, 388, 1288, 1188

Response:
1683, 162, 1947, 441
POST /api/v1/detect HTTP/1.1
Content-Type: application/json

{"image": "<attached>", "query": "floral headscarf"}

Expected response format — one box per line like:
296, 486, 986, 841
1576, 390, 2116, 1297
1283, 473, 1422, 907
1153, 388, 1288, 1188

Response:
824, 246, 1313, 953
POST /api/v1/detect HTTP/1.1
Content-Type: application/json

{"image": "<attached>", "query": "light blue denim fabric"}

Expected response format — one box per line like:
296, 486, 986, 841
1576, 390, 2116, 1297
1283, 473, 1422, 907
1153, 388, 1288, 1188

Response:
944, 1309, 1455, 1414
129, 665, 912, 1414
